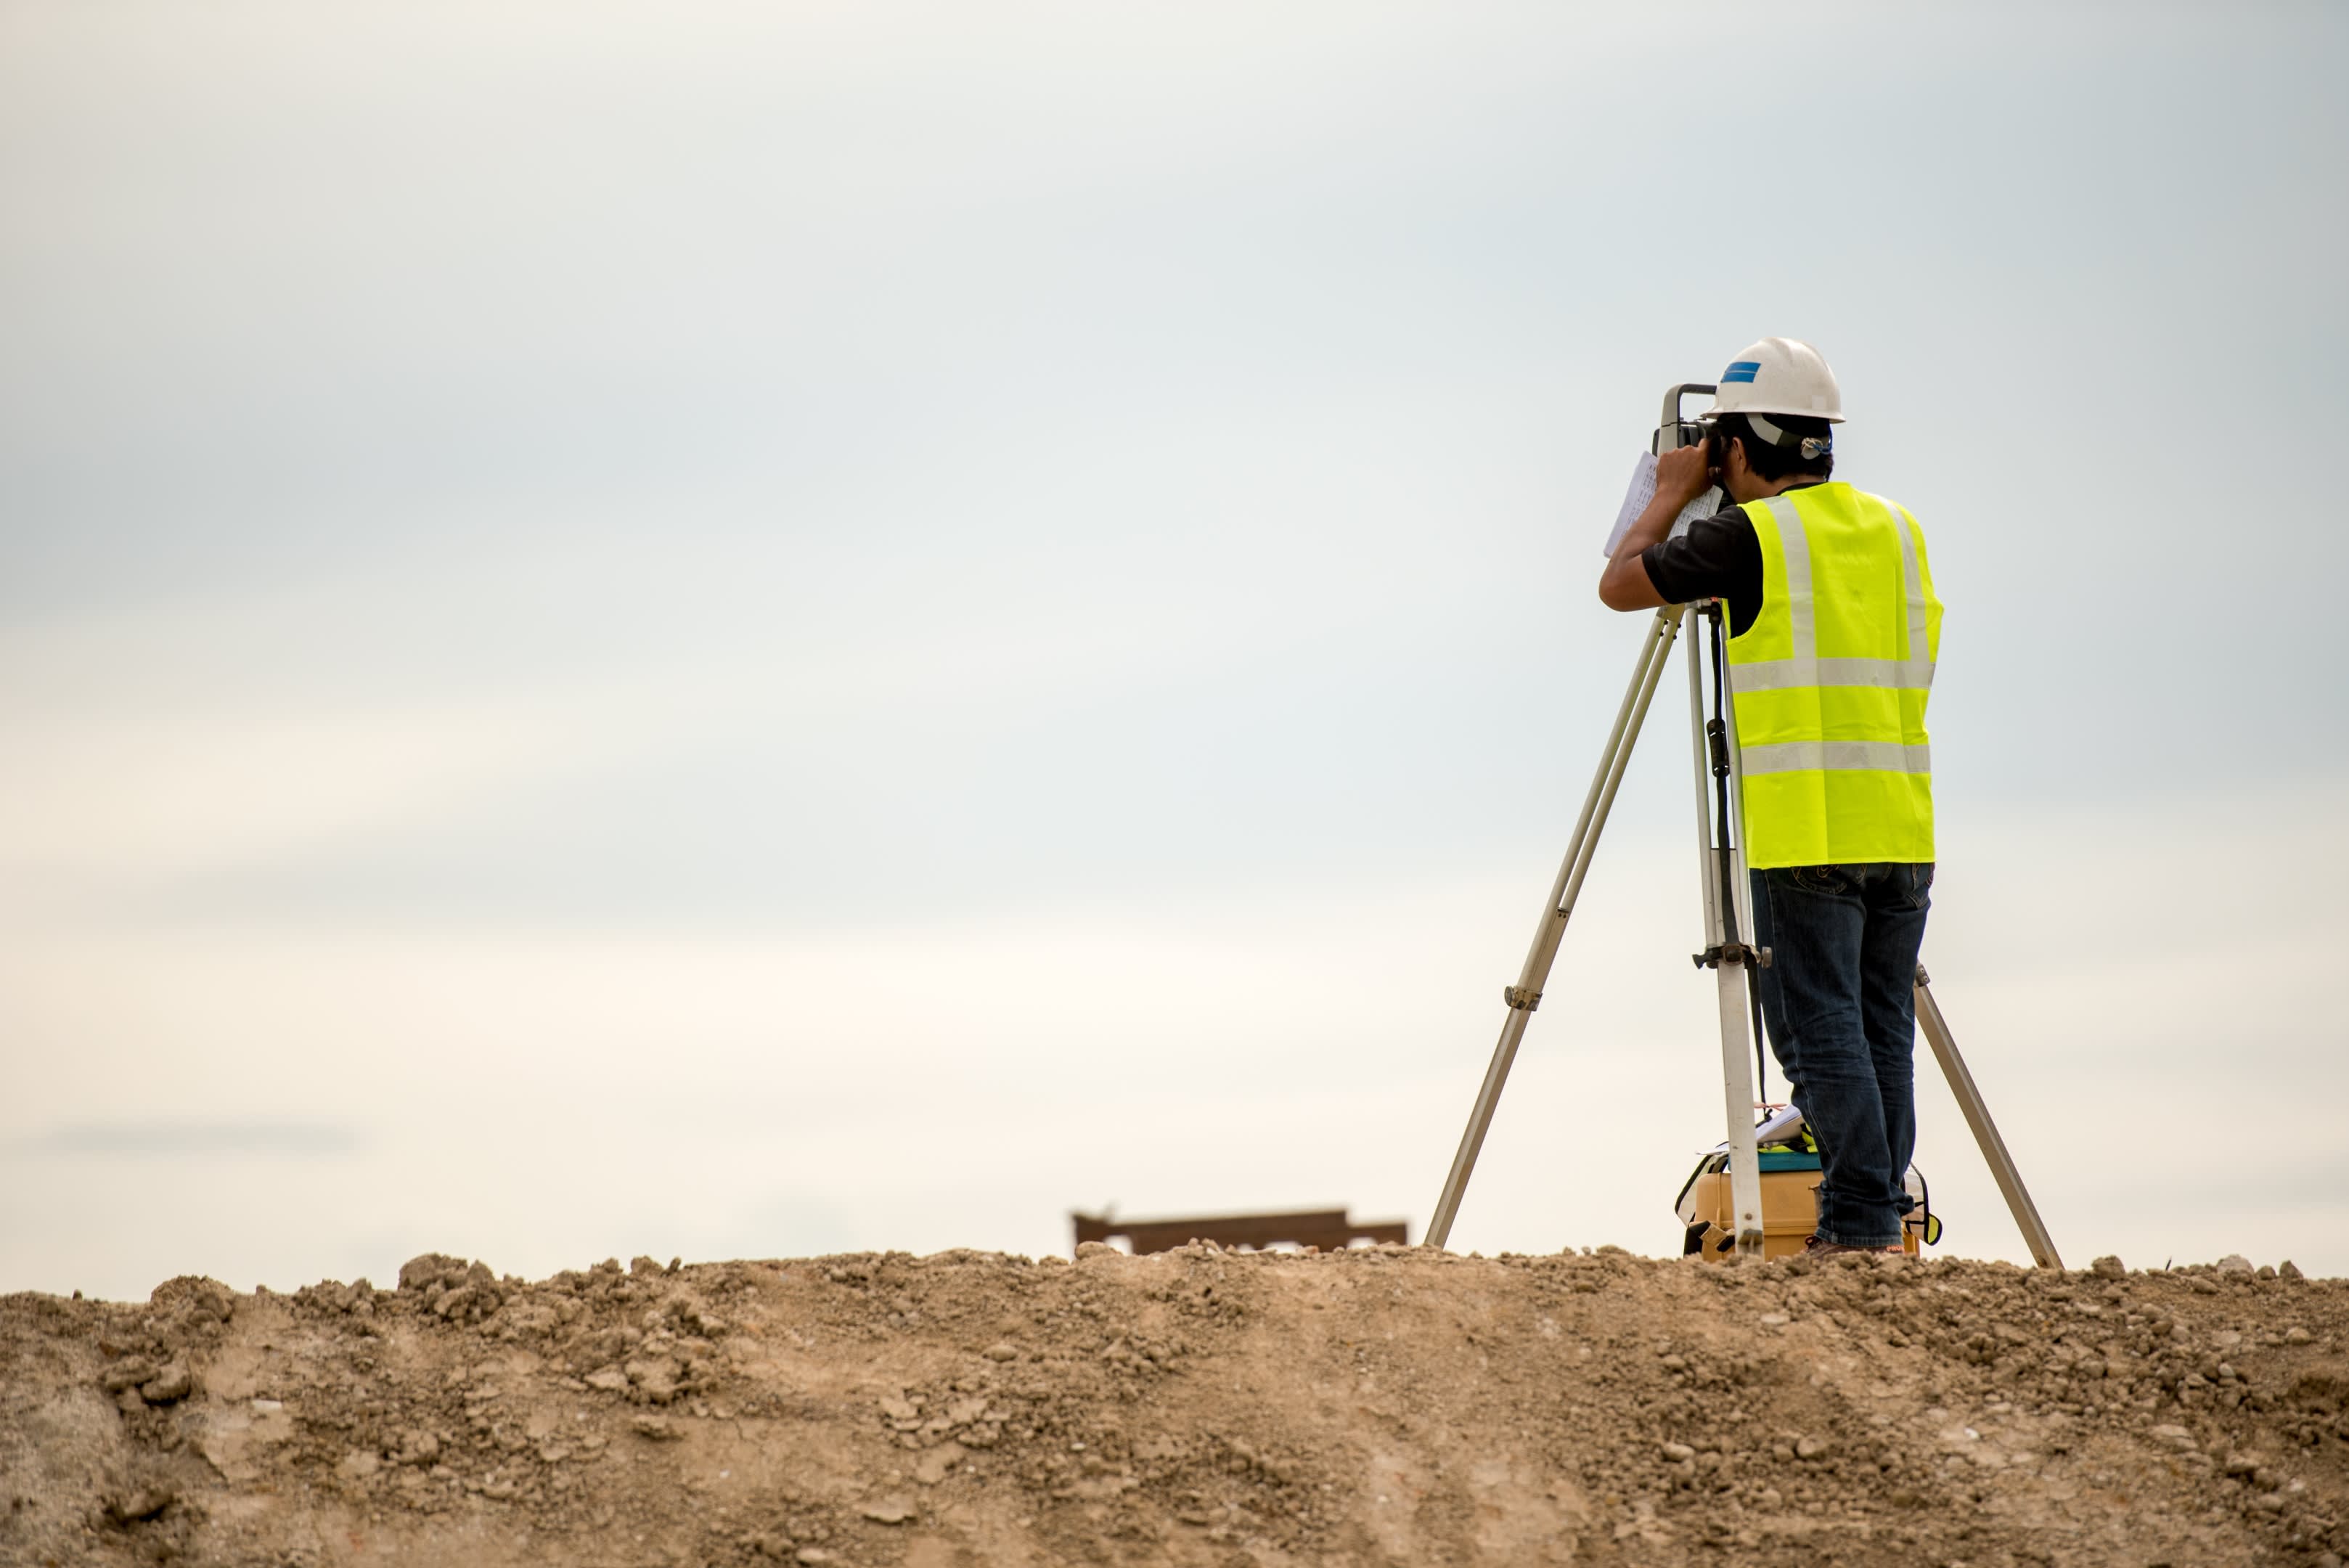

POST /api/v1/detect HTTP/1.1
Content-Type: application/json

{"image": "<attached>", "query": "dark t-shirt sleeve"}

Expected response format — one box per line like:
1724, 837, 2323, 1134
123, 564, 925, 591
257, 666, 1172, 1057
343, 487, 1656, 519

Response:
1641, 507, 1765, 637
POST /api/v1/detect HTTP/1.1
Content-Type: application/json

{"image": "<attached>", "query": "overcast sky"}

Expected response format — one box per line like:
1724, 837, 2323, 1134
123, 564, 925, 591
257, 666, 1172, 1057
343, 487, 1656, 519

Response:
4, 1, 2345, 1301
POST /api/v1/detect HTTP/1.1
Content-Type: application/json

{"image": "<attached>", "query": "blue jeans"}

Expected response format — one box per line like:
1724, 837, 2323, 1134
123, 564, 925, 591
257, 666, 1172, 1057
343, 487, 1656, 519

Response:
1749, 862, 1934, 1249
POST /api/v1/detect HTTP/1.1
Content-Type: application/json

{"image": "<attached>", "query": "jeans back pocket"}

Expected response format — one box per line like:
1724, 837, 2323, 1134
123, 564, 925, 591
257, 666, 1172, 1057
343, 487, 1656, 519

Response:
1789, 865, 1852, 897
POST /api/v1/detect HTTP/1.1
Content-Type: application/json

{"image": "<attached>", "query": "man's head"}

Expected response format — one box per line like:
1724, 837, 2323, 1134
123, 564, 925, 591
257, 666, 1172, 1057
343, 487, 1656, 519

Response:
1705, 337, 1842, 502
1710, 409, 1834, 502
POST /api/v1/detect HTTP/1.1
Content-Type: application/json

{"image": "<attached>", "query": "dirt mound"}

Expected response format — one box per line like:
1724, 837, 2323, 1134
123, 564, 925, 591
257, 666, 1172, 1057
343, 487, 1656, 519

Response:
4, 1244, 2346, 1567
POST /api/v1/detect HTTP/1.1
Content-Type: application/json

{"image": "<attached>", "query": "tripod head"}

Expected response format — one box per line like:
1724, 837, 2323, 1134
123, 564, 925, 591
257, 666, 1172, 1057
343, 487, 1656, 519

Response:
1652, 382, 1718, 456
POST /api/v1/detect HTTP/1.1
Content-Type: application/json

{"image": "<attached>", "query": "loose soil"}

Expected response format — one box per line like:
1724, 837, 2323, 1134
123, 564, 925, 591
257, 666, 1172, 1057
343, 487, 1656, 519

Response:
4, 1244, 2347, 1567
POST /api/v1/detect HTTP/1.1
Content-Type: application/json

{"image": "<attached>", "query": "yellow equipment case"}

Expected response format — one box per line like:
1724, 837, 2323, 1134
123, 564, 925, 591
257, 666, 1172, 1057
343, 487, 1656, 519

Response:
1674, 1141, 1940, 1260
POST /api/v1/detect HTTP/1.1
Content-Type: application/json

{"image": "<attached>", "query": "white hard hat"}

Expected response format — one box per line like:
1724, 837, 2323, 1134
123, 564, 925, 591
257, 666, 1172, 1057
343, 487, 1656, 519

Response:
1710, 337, 1843, 423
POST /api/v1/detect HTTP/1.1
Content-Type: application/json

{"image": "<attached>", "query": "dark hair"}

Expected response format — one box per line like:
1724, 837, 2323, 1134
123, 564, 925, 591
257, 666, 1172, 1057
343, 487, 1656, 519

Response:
1715, 412, 1834, 482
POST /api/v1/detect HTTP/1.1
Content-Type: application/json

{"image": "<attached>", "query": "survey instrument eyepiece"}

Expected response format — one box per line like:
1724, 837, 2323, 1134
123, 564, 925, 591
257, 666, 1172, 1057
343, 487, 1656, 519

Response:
1652, 382, 1717, 456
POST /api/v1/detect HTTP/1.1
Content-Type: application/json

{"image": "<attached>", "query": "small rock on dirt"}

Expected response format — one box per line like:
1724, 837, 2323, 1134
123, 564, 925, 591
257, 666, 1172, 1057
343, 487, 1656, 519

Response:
2091, 1255, 2125, 1278
100, 1358, 158, 1394
105, 1486, 176, 1523
625, 1356, 680, 1404
862, 1497, 915, 1524
140, 1362, 195, 1404
398, 1253, 469, 1291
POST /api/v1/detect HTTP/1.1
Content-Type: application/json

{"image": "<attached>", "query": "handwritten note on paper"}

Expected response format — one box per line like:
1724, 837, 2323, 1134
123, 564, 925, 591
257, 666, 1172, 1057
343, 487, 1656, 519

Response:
1602, 451, 1721, 558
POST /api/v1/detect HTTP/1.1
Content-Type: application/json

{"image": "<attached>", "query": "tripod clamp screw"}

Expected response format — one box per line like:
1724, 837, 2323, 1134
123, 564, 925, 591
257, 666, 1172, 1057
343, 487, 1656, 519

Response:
1692, 942, 1773, 971
1503, 985, 1543, 1012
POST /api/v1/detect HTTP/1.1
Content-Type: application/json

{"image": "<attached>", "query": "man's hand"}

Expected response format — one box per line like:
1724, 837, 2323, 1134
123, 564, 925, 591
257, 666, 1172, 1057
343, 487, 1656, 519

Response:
1654, 438, 1715, 508
1598, 438, 1715, 611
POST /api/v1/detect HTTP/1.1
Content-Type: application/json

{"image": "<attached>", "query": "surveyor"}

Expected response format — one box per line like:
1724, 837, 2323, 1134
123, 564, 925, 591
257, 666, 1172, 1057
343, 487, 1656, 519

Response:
1596, 338, 1942, 1255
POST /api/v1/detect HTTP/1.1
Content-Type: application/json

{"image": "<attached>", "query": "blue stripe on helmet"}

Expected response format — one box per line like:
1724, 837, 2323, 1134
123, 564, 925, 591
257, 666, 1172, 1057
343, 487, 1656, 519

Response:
1720, 367, 1758, 383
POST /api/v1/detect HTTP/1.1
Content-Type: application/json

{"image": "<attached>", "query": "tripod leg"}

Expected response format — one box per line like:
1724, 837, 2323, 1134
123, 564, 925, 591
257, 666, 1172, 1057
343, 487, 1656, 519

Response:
1913, 965, 2064, 1270
1426, 606, 1685, 1250
1714, 959, 1766, 1254
1688, 617, 1764, 1254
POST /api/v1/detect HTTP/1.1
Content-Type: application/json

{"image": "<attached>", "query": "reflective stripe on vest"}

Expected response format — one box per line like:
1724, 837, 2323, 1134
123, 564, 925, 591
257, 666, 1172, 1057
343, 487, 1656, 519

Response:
1741, 740, 1932, 776
1724, 483, 1941, 870
1733, 493, 1935, 692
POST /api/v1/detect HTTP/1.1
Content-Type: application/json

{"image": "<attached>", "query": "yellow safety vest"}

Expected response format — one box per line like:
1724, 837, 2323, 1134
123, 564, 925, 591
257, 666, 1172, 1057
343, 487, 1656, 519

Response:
1725, 483, 1942, 870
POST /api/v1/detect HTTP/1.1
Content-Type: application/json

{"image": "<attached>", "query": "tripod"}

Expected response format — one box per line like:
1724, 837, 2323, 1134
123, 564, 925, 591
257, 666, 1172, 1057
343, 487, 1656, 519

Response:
1424, 388, 2062, 1267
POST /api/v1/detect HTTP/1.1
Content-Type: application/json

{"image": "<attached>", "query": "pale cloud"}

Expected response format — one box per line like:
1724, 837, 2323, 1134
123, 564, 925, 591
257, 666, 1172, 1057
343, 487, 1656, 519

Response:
0, 706, 589, 902
23, 1121, 359, 1156
3, 788, 2340, 1299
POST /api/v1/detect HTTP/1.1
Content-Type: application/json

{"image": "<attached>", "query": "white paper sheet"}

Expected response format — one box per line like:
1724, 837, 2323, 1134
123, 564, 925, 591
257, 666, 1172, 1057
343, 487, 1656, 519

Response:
1603, 451, 1720, 558
1704, 1104, 1806, 1156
